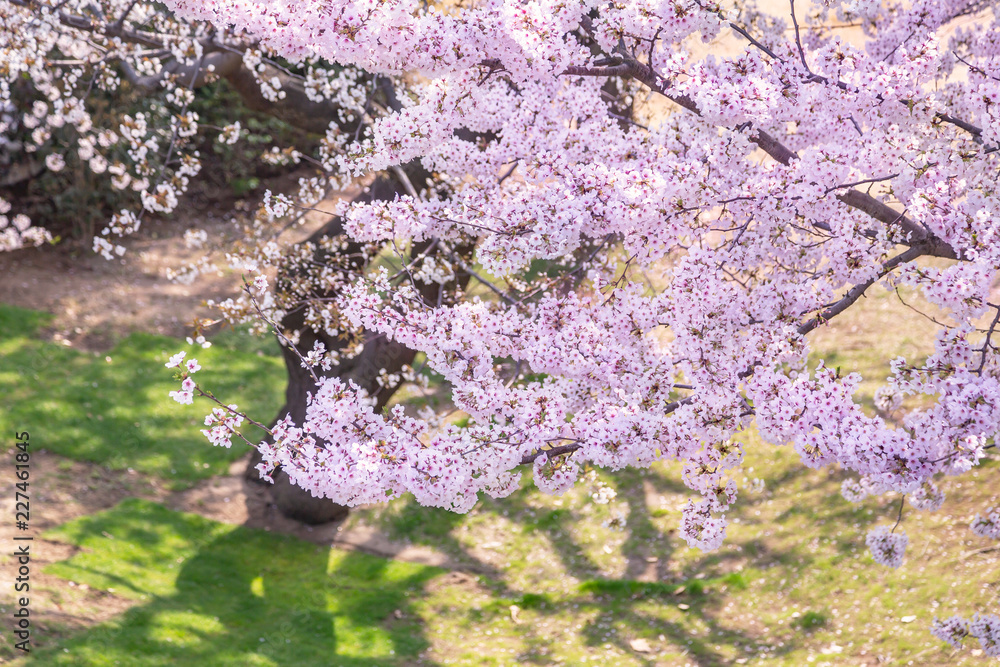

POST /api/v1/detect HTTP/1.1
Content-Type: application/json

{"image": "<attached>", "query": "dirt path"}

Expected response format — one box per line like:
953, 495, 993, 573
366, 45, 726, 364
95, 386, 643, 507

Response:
0, 213, 240, 350
0, 169, 356, 351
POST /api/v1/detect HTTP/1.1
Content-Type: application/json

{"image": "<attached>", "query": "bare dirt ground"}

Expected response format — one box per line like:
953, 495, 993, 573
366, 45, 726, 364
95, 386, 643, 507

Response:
0, 167, 347, 350
0, 210, 240, 351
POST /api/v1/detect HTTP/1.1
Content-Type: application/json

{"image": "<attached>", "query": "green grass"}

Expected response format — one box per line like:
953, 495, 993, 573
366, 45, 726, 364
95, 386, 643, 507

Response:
22, 498, 440, 666
578, 572, 749, 599
796, 610, 828, 631
341, 449, 1000, 665
0, 304, 284, 487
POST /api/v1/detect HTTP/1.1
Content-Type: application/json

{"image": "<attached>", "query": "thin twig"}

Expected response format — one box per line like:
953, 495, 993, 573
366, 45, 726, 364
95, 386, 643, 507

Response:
789, 0, 811, 74
891, 496, 905, 533
798, 245, 926, 337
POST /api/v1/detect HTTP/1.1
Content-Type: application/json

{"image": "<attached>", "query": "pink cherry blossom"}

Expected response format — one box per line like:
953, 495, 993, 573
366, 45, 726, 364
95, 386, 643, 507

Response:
165, 351, 187, 369
865, 526, 908, 569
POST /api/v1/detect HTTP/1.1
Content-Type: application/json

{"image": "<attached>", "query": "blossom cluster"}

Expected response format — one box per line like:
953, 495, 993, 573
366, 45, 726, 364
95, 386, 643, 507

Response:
165, 351, 201, 404
0, 197, 51, 252
864, 526, 908, 569
971, 507, 1000, 540
202, 405, 245, 448
932, 613, 1000, 657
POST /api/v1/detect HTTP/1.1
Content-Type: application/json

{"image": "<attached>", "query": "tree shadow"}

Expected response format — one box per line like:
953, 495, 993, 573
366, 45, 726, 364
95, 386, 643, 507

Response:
33, 499, 440, 666
355, 457, 820, 664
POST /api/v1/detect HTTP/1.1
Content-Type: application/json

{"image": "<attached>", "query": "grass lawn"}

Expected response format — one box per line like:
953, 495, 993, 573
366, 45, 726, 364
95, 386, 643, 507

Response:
19, 454, 999, 665
0, 304, 284, 487
18, 499, 440, 666
333, 446, 1000, 665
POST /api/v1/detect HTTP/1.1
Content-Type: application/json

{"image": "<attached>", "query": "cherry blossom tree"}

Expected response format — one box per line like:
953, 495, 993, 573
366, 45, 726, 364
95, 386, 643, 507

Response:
1, 0, 456, 519
4, 0, 1000, 655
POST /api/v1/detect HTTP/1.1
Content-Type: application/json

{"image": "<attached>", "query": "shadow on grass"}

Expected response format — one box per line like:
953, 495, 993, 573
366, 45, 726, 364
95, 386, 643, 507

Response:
368, 462, 815, 665
34, 498, 440, 666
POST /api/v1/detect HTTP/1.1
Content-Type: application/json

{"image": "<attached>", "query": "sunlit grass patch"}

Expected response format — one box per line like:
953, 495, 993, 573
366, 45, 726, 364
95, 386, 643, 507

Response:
0, 304, 283, 486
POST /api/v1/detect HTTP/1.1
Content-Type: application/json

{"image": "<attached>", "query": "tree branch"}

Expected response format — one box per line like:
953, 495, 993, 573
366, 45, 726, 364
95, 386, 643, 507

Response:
10, 0, 171, 49
563, 58, 963, 260
11, 0, 350, 136
728, 12, 994, 150
797, 244, 927, 337
519, 442, 581, 466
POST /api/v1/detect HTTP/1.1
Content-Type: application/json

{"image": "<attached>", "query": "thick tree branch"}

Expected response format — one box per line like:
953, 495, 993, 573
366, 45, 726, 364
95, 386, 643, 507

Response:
11, 0, 169, 48
519, 442, 581, 466
797, 244, 927, 337
118, 48, 237, 91
564, 59, 963, 260
12, 0, 349, 136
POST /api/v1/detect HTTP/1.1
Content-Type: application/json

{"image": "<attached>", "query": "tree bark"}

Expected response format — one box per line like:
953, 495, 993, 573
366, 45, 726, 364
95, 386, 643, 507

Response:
247, 164, 467, 524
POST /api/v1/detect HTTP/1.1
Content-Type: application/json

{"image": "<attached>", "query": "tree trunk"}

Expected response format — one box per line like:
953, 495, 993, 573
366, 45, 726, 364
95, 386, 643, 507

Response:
247, 164, 464, 524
